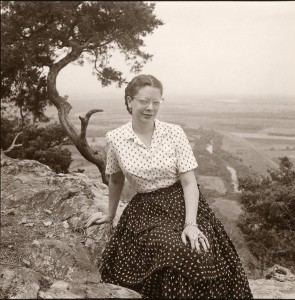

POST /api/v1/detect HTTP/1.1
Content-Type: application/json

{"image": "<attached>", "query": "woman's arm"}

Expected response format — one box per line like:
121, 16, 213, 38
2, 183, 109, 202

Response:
180, 170, 210, 252
179, 170, 199, 224
107, 171, 125, 219
85, 171, 125, 227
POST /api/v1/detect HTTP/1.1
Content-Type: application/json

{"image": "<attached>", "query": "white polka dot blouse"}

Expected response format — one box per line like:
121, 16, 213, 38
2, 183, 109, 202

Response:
105, 119, 198, 193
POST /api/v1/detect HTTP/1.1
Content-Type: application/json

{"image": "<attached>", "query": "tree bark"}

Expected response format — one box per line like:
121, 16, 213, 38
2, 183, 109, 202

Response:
19, 107, 26, 159
47, 46, 108, 184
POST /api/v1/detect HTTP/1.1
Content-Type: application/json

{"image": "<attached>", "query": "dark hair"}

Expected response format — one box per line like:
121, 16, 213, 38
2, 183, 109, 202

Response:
124, 74, 163, 114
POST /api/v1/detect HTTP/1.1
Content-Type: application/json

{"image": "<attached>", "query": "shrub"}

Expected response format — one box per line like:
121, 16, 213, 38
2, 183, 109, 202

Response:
237, 156, 295, 275
1, 116, 72, 173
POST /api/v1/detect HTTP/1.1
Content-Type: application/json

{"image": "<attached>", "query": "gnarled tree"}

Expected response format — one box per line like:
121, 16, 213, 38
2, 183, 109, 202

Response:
1, 1, 163, 184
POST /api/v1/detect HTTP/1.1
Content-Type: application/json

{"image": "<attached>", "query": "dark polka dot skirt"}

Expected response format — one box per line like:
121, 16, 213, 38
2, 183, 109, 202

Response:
99, 181, 253, 299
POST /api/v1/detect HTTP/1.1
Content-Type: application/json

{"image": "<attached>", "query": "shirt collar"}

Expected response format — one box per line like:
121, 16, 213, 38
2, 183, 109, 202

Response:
124, 120, 136, 140
124, 119, 167, 141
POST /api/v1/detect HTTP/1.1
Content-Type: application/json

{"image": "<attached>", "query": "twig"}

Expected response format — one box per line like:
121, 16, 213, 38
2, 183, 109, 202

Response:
2, 132, 23, 153
0, 262, 21, 267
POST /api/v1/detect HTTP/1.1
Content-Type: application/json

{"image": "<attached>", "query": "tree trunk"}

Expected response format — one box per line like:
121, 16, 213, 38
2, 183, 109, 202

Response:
47, 46, 108, 185
260, 254, 265, 278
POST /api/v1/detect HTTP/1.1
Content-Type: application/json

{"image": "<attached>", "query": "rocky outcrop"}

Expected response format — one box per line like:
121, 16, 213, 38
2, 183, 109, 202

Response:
1, 153, 295, 299
247, 264, 295, 298
249, 279, 295, 299
0, 267, 140, 299
0, 153, 139, 299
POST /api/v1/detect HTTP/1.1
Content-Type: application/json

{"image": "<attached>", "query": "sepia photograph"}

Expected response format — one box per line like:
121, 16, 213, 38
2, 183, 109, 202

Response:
1, 1, 295, 298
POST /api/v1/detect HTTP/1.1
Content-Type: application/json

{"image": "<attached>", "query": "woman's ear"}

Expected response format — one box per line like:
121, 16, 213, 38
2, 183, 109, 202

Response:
126, 96, 132, 107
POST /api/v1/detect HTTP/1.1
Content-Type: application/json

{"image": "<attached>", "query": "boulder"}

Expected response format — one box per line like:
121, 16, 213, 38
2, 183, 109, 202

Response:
265, 264, 295, 282
27, 239, 101, 283
39, 281, 140, 299
0, 267, 48, 299
0, 268, 140, 299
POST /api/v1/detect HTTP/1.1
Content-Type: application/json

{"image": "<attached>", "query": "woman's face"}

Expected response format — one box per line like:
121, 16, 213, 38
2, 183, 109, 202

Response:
128, 86, 162, 124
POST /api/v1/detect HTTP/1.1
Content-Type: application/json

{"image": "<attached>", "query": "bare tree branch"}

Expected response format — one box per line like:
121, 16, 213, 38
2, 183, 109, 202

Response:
79, 109, 103, 141
94, 51, 101, 75
3, 132, 23, 153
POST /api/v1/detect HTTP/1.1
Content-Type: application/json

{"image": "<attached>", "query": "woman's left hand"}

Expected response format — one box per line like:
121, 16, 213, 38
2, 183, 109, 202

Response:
181, 225, 210, 252
84, 212, 113, 228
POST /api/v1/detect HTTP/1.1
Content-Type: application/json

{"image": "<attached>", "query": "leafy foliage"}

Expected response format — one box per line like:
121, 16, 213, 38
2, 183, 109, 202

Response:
237, 156, 295, 274
1, 1, 163, 113
27, 148, 72, 174
1, 1, 163, 183
1, 116, 72, 173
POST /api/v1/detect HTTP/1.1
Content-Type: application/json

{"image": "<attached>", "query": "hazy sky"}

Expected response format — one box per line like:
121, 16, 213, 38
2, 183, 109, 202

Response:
57, 1, 295, 101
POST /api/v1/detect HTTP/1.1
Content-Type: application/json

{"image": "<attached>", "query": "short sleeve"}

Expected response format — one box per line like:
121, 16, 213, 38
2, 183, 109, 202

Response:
174, 125, 198, 173
105, 133, 122, 175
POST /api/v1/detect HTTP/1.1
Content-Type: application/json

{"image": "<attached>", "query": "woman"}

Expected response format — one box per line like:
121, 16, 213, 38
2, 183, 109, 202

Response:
85, 74, 253, 299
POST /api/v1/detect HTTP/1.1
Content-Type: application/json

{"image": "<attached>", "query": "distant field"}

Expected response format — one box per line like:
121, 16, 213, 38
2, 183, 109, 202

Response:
261, 127, 295, 137
219, 131, 279, 175
49, 97, 295, 178
244, 138, 295, 165
156, 111, 295, 134
86, 137, 105, 147
198, 175, 227, 195
231, 132, 295, 141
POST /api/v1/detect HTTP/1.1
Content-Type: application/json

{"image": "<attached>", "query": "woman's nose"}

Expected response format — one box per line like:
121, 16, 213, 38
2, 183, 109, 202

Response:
146, 102, 154, 110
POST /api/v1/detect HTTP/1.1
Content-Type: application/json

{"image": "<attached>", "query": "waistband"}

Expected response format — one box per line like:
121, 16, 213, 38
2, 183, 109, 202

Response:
137, 180, 182, 196
136, 180, 201, 196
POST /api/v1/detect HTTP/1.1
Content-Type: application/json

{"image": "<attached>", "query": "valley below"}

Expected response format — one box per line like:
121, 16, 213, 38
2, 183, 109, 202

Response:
46, 95, 295, 278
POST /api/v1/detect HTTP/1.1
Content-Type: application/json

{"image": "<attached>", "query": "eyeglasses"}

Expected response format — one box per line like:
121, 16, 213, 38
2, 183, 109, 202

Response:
133, 96, 164, 107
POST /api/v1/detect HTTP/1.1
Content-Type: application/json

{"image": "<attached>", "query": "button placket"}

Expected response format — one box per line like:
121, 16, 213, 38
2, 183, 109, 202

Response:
150, 153, 157, 189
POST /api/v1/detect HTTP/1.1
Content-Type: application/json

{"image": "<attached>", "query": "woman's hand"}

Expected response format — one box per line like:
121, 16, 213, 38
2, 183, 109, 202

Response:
84, 212, 113, 228
181, 225, 210, 252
